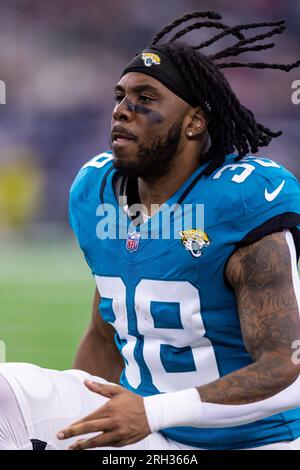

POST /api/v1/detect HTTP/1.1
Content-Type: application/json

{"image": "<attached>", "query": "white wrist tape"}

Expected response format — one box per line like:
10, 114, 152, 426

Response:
144, 374, 300, 431
143, 388, 202, 432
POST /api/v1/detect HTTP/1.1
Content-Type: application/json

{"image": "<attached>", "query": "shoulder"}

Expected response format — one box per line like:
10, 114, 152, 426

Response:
69, 151, 114, 203
212, 154, 299, 204
202, 154, 300, 243
69, 151, 114, 237
210, 154, 300, 217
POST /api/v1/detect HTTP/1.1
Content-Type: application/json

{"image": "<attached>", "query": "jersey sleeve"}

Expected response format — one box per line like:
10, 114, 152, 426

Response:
214, 156, 300, 251
69, 166, 88, 241
69, 151, 114, 247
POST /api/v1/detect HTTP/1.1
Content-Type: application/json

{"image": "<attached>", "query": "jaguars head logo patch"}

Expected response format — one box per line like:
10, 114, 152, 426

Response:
179, 229, 211, 258
141, 52, 161, 67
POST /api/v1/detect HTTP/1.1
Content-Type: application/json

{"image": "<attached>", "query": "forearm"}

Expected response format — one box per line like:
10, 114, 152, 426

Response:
144, 358, 300, 431
74, 328, 124, 382
197, 351, 298, 405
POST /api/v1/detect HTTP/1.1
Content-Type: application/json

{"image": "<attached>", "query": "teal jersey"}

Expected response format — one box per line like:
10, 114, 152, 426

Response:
69, 151, 300, 450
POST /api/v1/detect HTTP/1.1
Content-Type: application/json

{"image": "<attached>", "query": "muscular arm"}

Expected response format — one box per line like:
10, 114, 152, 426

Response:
73, 288, 124, 382
197, 231, 300, 405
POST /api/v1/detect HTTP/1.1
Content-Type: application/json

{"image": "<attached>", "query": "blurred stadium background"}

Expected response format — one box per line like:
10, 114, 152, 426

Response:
0, 0, 299, 369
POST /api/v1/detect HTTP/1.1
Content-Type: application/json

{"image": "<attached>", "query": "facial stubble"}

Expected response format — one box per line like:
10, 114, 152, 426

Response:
111, 120, 183, 179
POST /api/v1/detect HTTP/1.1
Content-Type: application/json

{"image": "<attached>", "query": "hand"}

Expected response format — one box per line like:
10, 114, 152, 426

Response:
57, 380, 151, 450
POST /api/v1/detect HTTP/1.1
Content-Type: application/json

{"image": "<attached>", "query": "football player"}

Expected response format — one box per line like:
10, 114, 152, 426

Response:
1, 11, 300, 450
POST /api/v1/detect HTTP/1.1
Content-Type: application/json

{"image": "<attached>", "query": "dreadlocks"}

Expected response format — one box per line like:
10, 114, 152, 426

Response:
149, 11, 300, 176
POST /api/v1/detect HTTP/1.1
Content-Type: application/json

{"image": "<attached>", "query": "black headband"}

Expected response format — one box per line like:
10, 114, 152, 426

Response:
121, 45, 201, 109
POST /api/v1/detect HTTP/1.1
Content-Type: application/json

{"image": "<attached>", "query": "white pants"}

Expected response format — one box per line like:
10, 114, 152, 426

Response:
0, 363, 197, 450
0, 363, 299, 451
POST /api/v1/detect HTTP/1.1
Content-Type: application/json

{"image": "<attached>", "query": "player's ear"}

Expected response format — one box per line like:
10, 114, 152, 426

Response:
185, 107, 207, 139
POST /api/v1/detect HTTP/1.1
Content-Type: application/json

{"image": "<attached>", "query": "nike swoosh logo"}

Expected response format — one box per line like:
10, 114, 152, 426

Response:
264, 179, 285, 202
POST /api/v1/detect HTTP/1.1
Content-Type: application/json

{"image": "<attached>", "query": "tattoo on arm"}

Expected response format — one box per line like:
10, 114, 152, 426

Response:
197, 231, 300, 405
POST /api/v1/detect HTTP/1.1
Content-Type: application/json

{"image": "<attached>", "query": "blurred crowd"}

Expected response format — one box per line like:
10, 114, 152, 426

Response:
0, 0, 299, 229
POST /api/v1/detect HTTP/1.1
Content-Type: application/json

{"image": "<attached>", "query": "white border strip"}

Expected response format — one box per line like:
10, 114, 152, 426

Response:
285, 231, 300, 319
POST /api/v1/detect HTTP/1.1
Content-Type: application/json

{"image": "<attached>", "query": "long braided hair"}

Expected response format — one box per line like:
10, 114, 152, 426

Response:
149, 11, 300, 176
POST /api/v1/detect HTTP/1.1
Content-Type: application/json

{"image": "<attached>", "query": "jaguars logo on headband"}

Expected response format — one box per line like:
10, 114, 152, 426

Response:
141, 52, 161, 67
179, 229, 211, 258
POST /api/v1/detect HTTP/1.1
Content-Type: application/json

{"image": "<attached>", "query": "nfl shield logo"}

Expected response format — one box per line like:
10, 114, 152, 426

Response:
126, 231, 141, 252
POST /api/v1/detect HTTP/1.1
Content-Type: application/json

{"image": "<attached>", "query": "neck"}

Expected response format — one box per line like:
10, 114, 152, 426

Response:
138, 140, 207, 215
